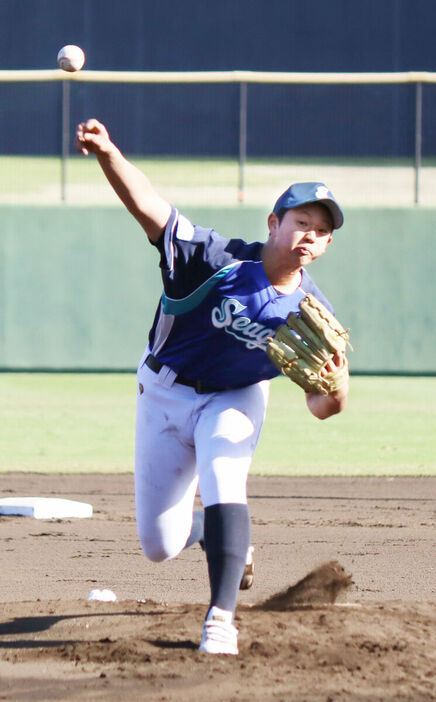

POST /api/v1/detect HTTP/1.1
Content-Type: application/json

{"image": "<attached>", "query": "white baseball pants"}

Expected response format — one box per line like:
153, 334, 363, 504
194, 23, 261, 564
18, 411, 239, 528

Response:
134, 359, 269, 563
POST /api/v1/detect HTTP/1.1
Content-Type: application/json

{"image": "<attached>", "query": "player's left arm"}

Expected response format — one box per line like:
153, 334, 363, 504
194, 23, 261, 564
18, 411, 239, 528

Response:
305, 351, 349, 420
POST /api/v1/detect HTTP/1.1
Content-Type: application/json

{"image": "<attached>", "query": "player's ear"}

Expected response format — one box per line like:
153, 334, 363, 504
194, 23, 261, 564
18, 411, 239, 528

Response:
267, 212, 279, 236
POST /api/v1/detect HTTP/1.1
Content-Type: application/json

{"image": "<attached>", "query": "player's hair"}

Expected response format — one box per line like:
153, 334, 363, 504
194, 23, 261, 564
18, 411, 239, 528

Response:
275, 208, 289, 223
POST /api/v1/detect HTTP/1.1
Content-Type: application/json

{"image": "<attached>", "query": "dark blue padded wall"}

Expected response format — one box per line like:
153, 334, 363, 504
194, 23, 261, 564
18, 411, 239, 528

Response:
0, 0, 435, 157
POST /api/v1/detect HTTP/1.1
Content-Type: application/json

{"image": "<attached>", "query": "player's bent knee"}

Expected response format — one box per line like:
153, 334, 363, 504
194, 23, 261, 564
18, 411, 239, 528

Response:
138, 534, 182, 563
139, 537, 170, 562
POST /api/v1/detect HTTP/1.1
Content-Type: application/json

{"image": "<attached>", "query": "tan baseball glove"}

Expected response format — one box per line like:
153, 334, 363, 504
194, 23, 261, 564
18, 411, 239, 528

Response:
266, 294, 351, 395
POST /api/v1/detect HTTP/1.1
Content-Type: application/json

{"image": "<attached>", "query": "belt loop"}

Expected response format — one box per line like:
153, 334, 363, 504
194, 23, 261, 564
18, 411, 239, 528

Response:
158, 365, 177, 389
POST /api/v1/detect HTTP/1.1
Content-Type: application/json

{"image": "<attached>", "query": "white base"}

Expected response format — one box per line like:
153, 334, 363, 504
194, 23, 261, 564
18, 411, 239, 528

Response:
0, 497, 93, 519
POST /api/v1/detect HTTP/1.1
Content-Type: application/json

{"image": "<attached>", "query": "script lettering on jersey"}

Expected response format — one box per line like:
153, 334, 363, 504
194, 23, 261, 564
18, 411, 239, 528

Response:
211, 298, 275, 350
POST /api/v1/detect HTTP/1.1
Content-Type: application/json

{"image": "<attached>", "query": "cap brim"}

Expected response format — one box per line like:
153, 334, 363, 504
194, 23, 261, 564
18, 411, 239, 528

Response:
317, 199, 344, 230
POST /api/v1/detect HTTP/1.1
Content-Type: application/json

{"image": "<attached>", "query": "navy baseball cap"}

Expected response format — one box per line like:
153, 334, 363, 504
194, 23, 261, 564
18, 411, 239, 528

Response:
273, 182, 344, 230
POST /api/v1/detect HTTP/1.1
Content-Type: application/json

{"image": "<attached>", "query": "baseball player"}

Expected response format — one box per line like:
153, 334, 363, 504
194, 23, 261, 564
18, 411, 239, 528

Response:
75, 119, 349, 655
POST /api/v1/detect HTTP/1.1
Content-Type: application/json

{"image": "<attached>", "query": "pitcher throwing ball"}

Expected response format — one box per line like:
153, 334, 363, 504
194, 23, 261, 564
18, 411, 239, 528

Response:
75, 119, 350, 655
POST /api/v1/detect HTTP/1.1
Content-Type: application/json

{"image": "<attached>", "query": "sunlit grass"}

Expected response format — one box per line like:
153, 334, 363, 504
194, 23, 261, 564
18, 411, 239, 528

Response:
0, 374, 434, 476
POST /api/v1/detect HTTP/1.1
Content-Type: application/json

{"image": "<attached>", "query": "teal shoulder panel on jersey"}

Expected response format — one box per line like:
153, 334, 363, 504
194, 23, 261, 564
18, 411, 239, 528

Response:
161, 262, 241, 315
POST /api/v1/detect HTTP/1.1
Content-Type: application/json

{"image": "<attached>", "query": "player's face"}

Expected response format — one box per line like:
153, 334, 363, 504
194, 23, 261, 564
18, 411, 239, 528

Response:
268, 204, 333, 268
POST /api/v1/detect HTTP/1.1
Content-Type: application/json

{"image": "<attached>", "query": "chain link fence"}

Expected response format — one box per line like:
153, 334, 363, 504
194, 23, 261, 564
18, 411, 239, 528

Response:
0, 69, 435, 207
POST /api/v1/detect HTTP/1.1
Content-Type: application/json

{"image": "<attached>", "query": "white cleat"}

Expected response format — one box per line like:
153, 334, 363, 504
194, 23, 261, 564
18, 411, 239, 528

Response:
240, 545, 254, 590
199, 606, 238, 655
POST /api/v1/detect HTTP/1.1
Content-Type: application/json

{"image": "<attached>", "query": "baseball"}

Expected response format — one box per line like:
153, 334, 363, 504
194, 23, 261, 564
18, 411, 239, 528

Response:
57, 45, 85, 72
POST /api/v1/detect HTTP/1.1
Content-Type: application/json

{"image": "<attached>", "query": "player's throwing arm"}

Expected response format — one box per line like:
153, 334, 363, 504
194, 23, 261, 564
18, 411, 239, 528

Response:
75, 119, 171, 241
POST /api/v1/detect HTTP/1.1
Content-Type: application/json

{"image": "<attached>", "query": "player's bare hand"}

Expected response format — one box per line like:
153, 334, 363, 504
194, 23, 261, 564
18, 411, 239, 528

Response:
320, 350, 346, 378
75, 119, 113, 157
306, 350, 349, 419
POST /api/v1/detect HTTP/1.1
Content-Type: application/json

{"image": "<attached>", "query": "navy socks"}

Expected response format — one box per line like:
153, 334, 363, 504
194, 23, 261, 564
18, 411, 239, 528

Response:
204, 503, 250, 614
184, 509, 205, 550
183, 504, 250, 614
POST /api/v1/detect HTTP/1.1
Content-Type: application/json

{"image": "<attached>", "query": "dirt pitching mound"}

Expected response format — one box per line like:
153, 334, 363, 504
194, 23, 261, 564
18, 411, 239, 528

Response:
1, 473, 435, 701
1, 597, 435, 702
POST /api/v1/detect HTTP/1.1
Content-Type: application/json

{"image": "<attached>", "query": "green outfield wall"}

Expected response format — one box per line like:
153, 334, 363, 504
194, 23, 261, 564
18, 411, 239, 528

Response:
0, 205, 434, 373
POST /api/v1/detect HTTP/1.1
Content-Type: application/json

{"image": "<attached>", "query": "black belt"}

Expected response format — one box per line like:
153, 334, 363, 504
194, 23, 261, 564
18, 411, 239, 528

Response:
145, 354, 222, 394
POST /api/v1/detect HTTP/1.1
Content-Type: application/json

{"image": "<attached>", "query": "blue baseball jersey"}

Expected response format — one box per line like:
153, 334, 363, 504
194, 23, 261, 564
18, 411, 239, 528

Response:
147, 208, 334, 389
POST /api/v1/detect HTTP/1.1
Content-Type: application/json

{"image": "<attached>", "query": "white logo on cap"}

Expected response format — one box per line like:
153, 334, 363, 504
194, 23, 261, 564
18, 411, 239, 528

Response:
315, 186, 330, 199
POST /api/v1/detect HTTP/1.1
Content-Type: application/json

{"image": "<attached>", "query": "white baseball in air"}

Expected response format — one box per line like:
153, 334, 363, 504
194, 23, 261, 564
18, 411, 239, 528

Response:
57, 45, 85, 72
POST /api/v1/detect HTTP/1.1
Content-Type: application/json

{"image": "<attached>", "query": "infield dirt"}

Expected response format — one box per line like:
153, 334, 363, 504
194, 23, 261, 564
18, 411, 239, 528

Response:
0, 473, 435, 701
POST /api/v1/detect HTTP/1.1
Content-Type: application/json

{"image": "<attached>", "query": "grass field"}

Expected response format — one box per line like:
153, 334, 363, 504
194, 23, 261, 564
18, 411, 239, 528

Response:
0, 373, 434, 476
2, 155, 436, 207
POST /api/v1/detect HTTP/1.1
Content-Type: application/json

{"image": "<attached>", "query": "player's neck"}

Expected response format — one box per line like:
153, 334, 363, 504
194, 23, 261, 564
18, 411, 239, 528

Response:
261, 246, 303, 294
261, 242, 303, 294
270, 270, 302, 295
